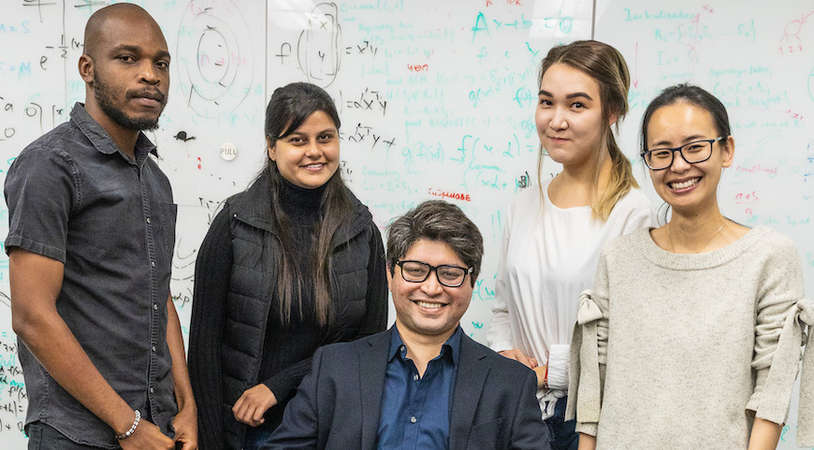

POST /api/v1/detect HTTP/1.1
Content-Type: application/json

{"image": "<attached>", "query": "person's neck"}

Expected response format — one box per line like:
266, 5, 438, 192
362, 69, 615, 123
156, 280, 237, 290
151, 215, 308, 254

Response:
279, 176, 327, 219
548, 150, 611, 208
666, 203, 730, 254
395, 320, 457, 377
84, 100, 139, 160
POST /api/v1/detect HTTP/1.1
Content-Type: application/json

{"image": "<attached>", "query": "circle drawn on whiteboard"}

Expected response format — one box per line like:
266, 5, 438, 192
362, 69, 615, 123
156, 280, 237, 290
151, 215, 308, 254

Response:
220, 142, 238, 161
297, 2, 342, 88
177, 1, 254, 118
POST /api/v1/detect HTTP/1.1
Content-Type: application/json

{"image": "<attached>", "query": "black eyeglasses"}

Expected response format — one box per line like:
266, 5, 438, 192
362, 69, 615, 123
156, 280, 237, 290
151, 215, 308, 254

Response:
395, 260, 473, 288
641, 136, 724, 170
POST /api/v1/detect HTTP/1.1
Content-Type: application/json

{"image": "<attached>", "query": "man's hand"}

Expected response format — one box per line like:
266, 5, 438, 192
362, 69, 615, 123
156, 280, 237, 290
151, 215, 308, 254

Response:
119, 418, 175, 450
233, 384, 278, 427
172, 403, 199, 450
499, 349, 538, 369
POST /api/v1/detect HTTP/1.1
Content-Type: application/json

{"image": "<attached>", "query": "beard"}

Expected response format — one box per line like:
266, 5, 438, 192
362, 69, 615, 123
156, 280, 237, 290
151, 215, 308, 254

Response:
93, 74, 165, 131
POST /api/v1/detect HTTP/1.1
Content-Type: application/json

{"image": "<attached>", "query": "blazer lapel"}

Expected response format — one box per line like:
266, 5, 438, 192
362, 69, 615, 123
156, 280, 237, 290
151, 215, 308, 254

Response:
359, 329, 391, 450
449, 334, 490, 450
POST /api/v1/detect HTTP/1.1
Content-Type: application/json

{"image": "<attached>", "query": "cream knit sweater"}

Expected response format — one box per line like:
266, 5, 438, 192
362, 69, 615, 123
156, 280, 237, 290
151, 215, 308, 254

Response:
566, 227, 813, 449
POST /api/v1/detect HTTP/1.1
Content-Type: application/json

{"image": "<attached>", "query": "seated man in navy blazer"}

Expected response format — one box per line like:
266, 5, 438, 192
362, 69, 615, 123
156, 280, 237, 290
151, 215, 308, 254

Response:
267, 200, 550, 449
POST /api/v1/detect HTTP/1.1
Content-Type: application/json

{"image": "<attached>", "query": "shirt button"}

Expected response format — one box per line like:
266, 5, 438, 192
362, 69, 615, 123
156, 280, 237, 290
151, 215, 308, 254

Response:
146, 217, 151, 224
153, 303, 159, 311
149, 387, 154, 393
413, 374, 419, 381
410, 416, 417, 424
151, 345, 157, 352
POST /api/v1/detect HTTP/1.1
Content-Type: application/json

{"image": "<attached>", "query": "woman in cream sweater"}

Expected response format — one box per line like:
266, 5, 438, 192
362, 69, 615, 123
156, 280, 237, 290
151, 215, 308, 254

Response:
568, 84, 813, 449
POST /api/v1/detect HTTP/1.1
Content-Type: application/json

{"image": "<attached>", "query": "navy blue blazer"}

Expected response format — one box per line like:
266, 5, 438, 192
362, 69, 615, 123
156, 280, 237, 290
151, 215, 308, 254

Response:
266, 327, 551, 450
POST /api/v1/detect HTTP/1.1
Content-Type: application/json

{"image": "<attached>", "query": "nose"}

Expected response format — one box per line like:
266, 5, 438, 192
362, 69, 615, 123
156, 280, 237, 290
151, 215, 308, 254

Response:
304, 140, 322, 158
139, 60, 160, 85
549, 106, 568, 130
419, 270, 444, 296
668, 148, 691, 172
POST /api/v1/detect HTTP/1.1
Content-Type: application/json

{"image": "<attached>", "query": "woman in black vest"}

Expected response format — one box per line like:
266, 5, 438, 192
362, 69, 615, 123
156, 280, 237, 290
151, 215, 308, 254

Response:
188, 82, 388, 449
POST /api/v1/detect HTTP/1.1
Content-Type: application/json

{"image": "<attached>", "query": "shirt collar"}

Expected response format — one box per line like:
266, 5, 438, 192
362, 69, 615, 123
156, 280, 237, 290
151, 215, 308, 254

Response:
70, 102, 159, 165
387, 324, 463, 366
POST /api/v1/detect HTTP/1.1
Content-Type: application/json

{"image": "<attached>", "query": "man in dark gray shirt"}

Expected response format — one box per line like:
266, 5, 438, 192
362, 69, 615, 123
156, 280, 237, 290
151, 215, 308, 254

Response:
4, 3, 197, 449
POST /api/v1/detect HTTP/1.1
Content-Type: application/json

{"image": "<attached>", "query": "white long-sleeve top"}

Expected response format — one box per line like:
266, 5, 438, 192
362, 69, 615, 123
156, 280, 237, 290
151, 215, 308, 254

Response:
488, 180, 653, 414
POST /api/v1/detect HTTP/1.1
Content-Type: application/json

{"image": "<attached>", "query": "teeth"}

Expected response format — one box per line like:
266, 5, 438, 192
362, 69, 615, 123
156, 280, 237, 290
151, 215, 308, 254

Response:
416, 301, 442, 310
670, 178, 699, 190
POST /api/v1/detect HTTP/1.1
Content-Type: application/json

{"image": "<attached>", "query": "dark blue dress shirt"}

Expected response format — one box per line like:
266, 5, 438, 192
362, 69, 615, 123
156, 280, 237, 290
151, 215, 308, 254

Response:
376, 325, 462, 450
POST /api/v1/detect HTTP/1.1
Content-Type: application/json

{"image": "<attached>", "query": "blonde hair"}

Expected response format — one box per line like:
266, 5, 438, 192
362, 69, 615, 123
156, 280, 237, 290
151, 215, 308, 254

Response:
537, 40, 638, 221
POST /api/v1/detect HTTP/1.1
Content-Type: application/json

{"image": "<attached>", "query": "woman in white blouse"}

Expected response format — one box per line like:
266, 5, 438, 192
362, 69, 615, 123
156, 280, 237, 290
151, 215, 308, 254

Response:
487, 40, 652, 449
568, 84, 813, 449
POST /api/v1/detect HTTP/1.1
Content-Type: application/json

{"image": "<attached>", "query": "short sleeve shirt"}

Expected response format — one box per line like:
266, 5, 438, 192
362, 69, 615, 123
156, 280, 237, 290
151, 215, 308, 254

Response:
4, 103, 178, 448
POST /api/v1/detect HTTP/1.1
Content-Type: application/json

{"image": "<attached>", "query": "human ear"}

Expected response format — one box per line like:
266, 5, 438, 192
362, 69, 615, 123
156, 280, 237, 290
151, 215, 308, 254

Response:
78, 54, 94, 84
386, 264, 393, 291
266, 136, 276, 161
720, 136, 735, 168
607, 112, 618, 128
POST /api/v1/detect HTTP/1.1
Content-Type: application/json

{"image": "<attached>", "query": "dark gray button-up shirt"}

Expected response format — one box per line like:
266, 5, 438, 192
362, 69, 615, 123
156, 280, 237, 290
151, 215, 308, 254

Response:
4, 103, 177, 448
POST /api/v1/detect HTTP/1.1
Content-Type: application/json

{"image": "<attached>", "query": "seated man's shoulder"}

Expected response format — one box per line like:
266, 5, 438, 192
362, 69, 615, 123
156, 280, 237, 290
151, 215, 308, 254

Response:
315, 330, 389, 362
467, 336, 534, 379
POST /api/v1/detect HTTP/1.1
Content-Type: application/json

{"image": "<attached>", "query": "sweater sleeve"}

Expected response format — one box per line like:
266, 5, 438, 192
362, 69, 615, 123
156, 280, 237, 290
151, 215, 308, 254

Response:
188, 206, 233, 450
746, 239, 809, 425
799, 315, 814, 446
266, 347, 326, 448
262, 223, 388, 402
263, 360, 312, 404
566, 250, 610, 437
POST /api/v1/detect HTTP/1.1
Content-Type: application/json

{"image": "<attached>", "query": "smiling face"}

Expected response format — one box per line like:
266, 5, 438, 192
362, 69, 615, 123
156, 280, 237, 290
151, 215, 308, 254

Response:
536, 63, 611, 169
645, 101, 734, 214
268, 110, 340, 189
389, 239, 473, 341
80, 8, 170, 132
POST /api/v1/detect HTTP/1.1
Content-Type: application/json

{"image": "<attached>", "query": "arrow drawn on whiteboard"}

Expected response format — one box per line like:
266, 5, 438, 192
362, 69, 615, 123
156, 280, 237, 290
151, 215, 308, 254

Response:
0, 290, 9, 308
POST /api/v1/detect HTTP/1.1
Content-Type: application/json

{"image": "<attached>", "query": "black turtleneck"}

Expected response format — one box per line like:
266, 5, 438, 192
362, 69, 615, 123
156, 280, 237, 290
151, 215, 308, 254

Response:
276, 177, 326, 320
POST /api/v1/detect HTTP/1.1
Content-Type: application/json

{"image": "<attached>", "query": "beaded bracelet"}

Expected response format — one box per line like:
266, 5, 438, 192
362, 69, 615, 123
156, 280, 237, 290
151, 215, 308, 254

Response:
116, 409, 141, 441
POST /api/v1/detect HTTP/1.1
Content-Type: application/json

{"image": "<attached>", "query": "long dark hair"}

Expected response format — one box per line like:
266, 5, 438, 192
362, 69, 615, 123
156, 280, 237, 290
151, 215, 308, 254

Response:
263, 82, 352, 327
537, 40, 638, 220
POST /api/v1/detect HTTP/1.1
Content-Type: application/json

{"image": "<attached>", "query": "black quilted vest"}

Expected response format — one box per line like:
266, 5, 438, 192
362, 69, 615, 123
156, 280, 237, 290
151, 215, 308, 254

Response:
221, 174, 374, 448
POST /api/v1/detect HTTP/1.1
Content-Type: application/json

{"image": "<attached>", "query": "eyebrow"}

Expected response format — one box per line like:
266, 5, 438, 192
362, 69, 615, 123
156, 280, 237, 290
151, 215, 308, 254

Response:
651, 134, 709, 148
682, 134, 708, 143
288, 128, 336, 136
538, 89, 594, 101
110, 44, 171, 60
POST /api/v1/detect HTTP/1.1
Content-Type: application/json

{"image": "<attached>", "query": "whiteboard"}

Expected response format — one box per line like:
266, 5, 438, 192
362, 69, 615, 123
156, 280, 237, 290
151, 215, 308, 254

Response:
0, 1, 810, 448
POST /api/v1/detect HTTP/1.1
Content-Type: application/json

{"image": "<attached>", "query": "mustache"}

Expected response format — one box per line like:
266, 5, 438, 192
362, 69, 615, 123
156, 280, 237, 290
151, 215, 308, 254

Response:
128, 89, 166, 104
